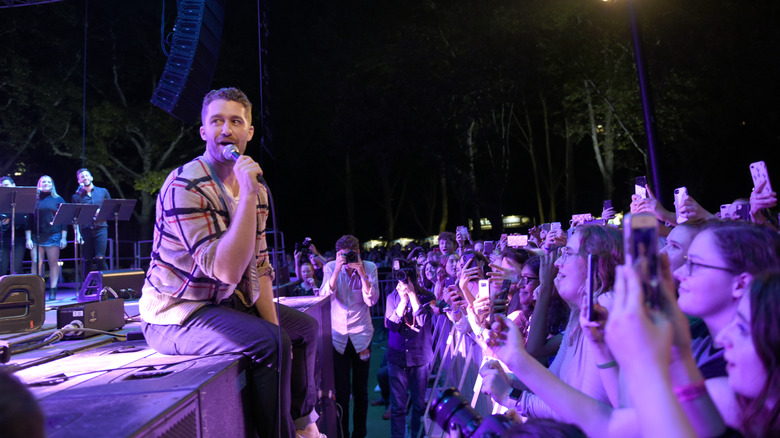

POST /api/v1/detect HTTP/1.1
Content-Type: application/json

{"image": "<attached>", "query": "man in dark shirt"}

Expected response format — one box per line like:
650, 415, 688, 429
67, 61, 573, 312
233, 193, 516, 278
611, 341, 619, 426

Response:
72, 168, 110, 277
384, 258, 434, 438
0, 176, 28, 275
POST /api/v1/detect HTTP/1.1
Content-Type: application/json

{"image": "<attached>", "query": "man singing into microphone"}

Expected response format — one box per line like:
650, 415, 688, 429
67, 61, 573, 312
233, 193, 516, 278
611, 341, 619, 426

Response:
140, 87, 322, 438
72, 168, 111, 278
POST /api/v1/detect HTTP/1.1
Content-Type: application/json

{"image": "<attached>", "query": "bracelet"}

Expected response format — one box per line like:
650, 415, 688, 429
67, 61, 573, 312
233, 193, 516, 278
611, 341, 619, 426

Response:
673, 380, 707, 403
596, 360, 618, 369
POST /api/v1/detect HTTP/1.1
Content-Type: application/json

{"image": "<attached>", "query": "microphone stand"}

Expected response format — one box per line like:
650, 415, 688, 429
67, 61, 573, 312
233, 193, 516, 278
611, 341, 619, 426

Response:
34, 192, 40, 277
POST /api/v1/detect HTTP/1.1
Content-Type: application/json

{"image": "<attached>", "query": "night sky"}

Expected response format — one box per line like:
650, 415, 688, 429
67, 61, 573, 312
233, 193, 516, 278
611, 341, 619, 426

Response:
2, 0, 780, 252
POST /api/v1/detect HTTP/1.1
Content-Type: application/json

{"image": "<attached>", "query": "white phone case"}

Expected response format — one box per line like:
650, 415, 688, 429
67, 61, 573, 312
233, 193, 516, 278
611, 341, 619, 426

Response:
674, 187, 688, 224
750, 161, 772, 196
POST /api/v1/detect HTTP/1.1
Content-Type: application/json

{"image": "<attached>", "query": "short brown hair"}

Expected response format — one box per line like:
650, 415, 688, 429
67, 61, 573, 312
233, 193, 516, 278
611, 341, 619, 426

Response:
335, 235, 360, 252
201, 87, 252, 124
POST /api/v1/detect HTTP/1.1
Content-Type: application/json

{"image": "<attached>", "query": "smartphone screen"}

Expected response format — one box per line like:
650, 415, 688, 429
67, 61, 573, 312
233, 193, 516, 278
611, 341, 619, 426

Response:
483, 241, 494, 255
625, 213, 660, 309
550, 222, 562, 233
635, 176, 648, 199
490, 279, 512, 320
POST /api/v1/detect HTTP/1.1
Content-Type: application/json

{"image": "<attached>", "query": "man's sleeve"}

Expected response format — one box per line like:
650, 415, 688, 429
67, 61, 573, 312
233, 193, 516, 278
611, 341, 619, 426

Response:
159, 175, 223, 280
363, 262, 380, 306
318, 262, 336, 298
385, 291, 404, 331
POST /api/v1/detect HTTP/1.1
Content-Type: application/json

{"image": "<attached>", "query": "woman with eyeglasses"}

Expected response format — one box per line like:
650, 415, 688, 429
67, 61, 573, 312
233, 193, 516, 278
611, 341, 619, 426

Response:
486, 220, 780, 437
602, 235, 780, 438
480, 225, 622, 418
668, 220, 780, 429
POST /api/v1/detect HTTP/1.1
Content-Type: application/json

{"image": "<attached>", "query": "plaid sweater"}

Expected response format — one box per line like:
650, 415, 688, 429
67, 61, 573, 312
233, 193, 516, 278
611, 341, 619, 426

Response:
140, 155, 271, 325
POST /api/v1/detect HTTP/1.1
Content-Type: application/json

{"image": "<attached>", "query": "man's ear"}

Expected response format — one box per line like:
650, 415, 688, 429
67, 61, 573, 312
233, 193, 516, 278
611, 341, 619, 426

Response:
199, 126, 207, 141
732, 272, 754, 299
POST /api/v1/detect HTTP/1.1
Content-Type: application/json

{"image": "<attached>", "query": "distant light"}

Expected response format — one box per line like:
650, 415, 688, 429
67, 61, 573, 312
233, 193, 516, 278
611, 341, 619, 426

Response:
390, 237, 415, 248
363, 239, 386, 250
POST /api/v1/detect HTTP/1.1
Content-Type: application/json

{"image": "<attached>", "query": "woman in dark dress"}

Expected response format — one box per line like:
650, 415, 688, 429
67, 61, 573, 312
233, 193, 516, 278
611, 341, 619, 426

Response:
25, 175, 67, 300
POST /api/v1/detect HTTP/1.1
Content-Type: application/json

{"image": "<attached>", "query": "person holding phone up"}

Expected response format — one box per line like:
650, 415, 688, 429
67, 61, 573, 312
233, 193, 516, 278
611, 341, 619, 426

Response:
385, 258, 434, 438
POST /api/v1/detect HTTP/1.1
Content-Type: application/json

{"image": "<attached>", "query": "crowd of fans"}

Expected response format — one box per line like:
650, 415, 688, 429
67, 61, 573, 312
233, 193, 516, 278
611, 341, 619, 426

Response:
287, 169, 780, 438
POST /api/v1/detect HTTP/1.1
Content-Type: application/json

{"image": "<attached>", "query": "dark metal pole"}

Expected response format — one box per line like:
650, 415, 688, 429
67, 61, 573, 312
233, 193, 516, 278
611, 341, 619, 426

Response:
628, 0, 663, 203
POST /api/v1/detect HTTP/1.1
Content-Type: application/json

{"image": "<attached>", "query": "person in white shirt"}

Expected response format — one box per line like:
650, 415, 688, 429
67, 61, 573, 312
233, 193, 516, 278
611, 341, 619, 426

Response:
318, 235, 380, 438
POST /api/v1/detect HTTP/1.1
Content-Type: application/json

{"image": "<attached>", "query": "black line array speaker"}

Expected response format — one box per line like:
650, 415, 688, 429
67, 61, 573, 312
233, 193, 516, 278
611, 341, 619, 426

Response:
151, 0, 228, 124
0, 274, 45, 334
78, 269, 145, 302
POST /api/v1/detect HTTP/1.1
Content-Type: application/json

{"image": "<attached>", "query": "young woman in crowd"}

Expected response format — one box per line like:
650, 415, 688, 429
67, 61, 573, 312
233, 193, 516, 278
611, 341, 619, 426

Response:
481, 224, 622, 418
605, 260, 780, 437
290, 261, 321, 296
25, 175, 67, 300
486, 220, 780, 437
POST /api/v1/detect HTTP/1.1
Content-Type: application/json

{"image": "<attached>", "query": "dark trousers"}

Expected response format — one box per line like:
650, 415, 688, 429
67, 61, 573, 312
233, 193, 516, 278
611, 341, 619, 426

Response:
142, 302, 318, 438
0, 237, 25, 275
389, 362, 431, 438
81, 226, 108, 277
333, 339, 370, 438
377, 352, 389, 402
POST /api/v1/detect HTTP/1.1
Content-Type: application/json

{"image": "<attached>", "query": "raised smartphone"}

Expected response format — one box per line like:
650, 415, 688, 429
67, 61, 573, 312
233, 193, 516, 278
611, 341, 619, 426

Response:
586, 254, 597, 321
720, 204, 731, 219
674, 187, 688, 224
490, 279, 512, 321
483, 241, 494, 255
478, 279, 490, 300
750, 161, 773, 196
624, 213, 661, 309
507, 234, 528, 247
635, 176, 648, 199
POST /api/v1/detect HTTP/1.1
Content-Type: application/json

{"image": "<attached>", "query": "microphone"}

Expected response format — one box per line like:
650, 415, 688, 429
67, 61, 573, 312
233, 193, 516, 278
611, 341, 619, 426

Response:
222, 144, 266, 185
76, 183, 84, 194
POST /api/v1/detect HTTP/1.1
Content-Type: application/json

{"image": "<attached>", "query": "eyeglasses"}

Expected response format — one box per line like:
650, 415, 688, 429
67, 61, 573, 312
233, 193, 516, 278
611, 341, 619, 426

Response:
682, 255, 734, 277
519, 275, 540, 286
557, 246, 579, 262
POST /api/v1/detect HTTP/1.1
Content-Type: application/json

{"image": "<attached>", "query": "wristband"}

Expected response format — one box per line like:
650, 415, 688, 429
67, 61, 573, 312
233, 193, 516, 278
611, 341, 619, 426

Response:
673, 380, 707, 403
596, 360, 618, 369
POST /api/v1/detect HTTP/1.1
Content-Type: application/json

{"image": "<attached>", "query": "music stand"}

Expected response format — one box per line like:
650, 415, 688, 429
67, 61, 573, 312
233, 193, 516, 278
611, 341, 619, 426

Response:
94, 199, 136, 270
0, 187, 37, 274
51, 203, 99, 290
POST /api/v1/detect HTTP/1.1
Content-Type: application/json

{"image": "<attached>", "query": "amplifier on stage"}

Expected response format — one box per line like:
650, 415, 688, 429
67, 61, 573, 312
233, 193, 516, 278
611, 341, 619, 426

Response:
57, 299, 125, 339
0, 274, 45, 334
78, 269, 145, 302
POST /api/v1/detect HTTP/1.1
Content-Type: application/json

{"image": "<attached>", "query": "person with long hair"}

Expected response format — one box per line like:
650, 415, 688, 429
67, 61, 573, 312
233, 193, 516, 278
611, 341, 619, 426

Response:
717, 272, 780, 437
25, 175, 67, 300
481, 225, 622, 417
603, 257, 780, 438
485, 220, 780, 438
